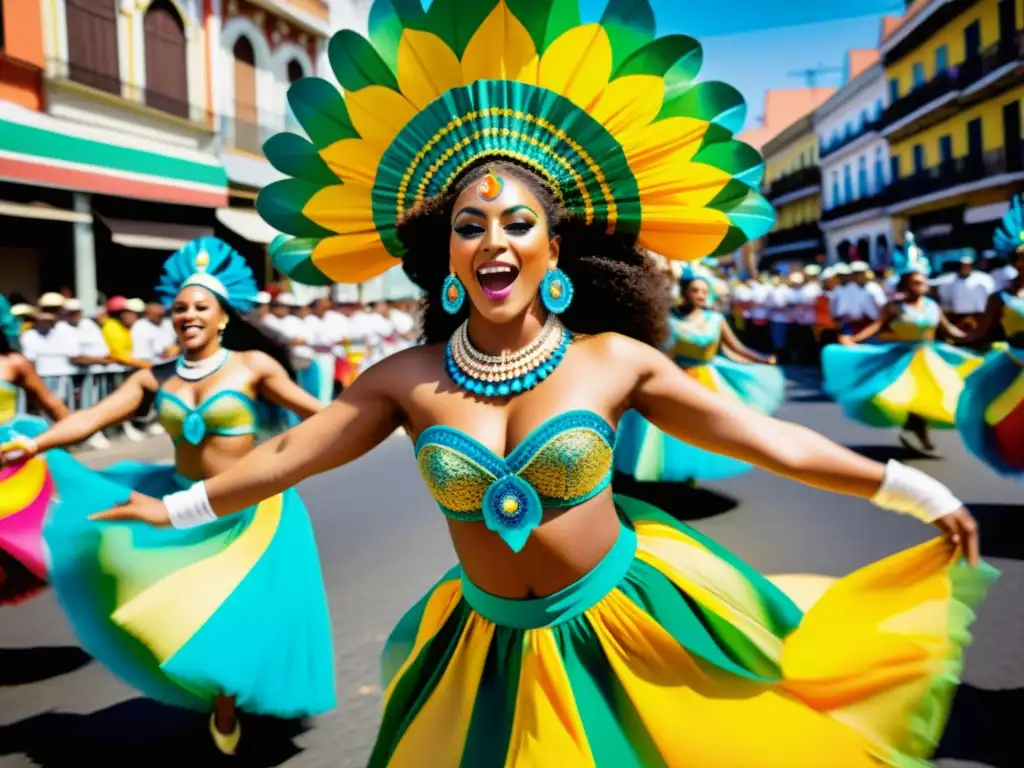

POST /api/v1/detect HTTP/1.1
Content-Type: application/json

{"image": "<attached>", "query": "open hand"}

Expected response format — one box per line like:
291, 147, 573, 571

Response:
837, 335, 855, 346
90, 493, 172, 527
933, 507, 980, 566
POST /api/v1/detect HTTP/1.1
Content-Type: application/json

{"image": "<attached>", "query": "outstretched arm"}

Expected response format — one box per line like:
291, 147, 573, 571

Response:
841, 304, 895, 344
613, 336, 979, 560
247, 350, 324, 420
719, 321, 775, 364
938, 310, 967, 340
95, 356, 405, 523
2, 369, 157, 459
12, 355, 70, 422
956, 293, 1000, 345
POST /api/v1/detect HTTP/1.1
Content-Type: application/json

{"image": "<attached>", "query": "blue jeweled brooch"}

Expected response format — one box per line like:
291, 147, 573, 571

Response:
481, 475, 544, 552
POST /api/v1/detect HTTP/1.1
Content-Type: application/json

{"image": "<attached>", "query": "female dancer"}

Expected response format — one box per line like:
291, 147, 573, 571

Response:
95, 5, 988, 764
822, 261, 981, 454
0, 239, 334, 755
956, 195, 1024, 478
615, 265, 783, 484
0, 295, 68, 604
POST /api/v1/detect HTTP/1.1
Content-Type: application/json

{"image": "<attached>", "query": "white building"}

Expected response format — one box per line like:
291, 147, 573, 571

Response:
815, 48, 898, 269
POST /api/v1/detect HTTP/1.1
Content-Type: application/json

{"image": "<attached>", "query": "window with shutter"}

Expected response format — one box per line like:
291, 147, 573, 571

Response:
143, 1, 189, 119
233, 36, 259, 153
66, 0, 120, 95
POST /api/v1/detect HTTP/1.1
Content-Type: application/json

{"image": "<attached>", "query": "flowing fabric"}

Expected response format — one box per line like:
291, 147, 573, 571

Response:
822, 342, 981, 428
29, 452, 336, 716
615, 356, 785, 482
372, 495, 996, 767
956, 345, 1024, 479
0, 415, 51, 604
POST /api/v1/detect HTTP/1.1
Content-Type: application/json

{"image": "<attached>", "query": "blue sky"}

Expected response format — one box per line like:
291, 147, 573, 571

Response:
586, 0, 907, 129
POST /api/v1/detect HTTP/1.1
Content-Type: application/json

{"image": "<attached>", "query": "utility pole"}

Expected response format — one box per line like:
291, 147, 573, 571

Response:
788, 64, 842, 90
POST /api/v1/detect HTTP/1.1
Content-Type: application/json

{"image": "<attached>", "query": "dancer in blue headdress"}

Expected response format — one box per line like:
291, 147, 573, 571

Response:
955, 195, 1024, 478
821, 236, 981, 454
0, 238, 335, 755
615, 264, 784, 484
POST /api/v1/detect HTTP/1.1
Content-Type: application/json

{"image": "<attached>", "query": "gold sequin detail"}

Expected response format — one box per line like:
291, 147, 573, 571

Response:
417, 444, 495, 516
669, 337, 719, 362
518, 429, 613, 501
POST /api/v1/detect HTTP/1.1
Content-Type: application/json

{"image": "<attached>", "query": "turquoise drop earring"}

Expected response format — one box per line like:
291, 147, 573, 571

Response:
441, 273, 465, 314
540, 268, 573, 314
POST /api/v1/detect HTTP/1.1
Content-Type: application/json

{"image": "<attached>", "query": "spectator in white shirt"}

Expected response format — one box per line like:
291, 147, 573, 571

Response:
767, 276, 792, 361
851, 262, 886, 311
938, 256, 994, 333
246, 291, 272, 326
131, 302, 177, 363
831, 263, 878, 333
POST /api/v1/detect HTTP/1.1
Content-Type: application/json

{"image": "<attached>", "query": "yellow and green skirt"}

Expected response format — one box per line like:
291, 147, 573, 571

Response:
956, 344, 1024, 479
373, 496, 995, 767
822, 341, 982, 428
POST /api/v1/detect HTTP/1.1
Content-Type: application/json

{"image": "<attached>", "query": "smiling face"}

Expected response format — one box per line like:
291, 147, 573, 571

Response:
171, 286, 226, 352
683, 279, 710, 309
448, 170, 559, 324
903, 271, 930, 298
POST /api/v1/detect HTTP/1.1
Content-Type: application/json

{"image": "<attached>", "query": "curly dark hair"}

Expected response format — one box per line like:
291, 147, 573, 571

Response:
397, 161, 672, 347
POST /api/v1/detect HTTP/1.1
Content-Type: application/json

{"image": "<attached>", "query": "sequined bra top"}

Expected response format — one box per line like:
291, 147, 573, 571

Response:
667, 310, 723, 365
155, 387, 258, 446
886, 298, 939, 342
415, 410, 616, 552
0, 380, 17, 423
1000, 292, 1024, 344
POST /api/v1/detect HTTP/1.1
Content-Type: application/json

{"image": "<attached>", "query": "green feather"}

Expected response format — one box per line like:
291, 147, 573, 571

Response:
615, 34, 702, 101
715, 189, 776, 246
329, 29, 399, 93
658, 81, 746, 135
263, 133, 337, 186
506, 0, 581, 53
692, 140, 765, 188
368, 0, 427, 73
423, 0, 499, 59
601, 0, 656, 71
257, 180, 336, 239
287, 78, 359, 149
270, 236, 334, 287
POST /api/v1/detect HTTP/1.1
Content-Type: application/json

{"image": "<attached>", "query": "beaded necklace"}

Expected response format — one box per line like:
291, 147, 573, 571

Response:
444, 315, 572, 397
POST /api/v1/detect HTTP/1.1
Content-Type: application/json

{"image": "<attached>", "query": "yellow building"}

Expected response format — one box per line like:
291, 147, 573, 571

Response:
881, 0, 1024, 261
759, 108, 831, 270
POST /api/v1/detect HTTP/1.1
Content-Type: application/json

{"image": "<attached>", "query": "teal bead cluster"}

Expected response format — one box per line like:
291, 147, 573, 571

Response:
444, 330, 572, 397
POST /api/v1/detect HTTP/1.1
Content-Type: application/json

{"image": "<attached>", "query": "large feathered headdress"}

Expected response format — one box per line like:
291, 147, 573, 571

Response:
155, 237, 259, 313
0, 295, 20, 352
993, 194, 1024, 257
891, 232, 931, 277
259, 0, 775, 286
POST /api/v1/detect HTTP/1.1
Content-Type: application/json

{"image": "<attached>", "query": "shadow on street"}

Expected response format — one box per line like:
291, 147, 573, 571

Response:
968, 504, 1024, 562
0, 646, 92, 686
846, 444, 942, 463
938, 684, 1024, 767
0, 698, 309, 766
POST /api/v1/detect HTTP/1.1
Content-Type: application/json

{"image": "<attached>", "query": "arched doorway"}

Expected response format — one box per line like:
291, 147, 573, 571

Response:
837, 240, 852, 263
144, 1, 188, 118
233, 36, 259, 152
856, 236, 871, 266
285, 59, 305, 131
875, 234, 890, 269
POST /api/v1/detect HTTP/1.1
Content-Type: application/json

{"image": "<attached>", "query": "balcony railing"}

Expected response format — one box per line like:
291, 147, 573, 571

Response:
888, 144, 1024, 204
46, 58, 213, 126
764, 222, 822, 248
820, 118, 882, 159
220, 111, 302, 155
764, 166, 821, 200
820, 188, 891, 222
881, 33, 1024, 131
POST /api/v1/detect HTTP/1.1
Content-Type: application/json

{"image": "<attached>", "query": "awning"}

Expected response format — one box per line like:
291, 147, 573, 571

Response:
98, 216, 213, 250
0, 200, 91, 223
216, 207, 280, 244
0, 102, 227, 208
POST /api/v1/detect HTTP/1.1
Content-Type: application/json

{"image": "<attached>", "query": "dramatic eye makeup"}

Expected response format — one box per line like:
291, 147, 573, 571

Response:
452, 205, 539, 238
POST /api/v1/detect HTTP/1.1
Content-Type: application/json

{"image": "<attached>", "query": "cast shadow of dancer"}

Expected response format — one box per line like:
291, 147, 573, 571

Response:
612, 472, 739, 521
0, 698, 308, 766
937, 684, 1024, 767
0, 646, 92, 686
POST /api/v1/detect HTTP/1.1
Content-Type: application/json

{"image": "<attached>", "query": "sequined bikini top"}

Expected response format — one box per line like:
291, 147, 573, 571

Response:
155, 387, 258, 446
886, 298, 939, 342
668, 310, 723, 365
1000, 292, 1024, 343
415, 410, 616, 552
0, 380, 16, 424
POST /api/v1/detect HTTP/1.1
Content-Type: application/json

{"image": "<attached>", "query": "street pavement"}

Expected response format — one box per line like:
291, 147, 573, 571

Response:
1, 367, 1021, 767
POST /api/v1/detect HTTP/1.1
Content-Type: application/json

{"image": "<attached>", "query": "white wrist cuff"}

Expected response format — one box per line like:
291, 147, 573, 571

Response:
871, 460, 961, 523
163, 482, 218, 529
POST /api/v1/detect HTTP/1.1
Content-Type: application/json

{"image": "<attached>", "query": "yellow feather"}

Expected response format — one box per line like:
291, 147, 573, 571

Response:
637, 206, 729, 261
538, 24, 612, 110
621, 117, 709, 170
346, 86, 419, 150
397, 29, 463, 110
319, 137, 383, 188
312, 232, 399, 284
461, 1, 539, 85
588, 75, 664, 144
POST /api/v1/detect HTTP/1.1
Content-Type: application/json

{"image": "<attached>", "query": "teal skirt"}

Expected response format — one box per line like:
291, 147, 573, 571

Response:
955, 345, 1024, 479
0, 415, 51, 604
40, 452, 336, 716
